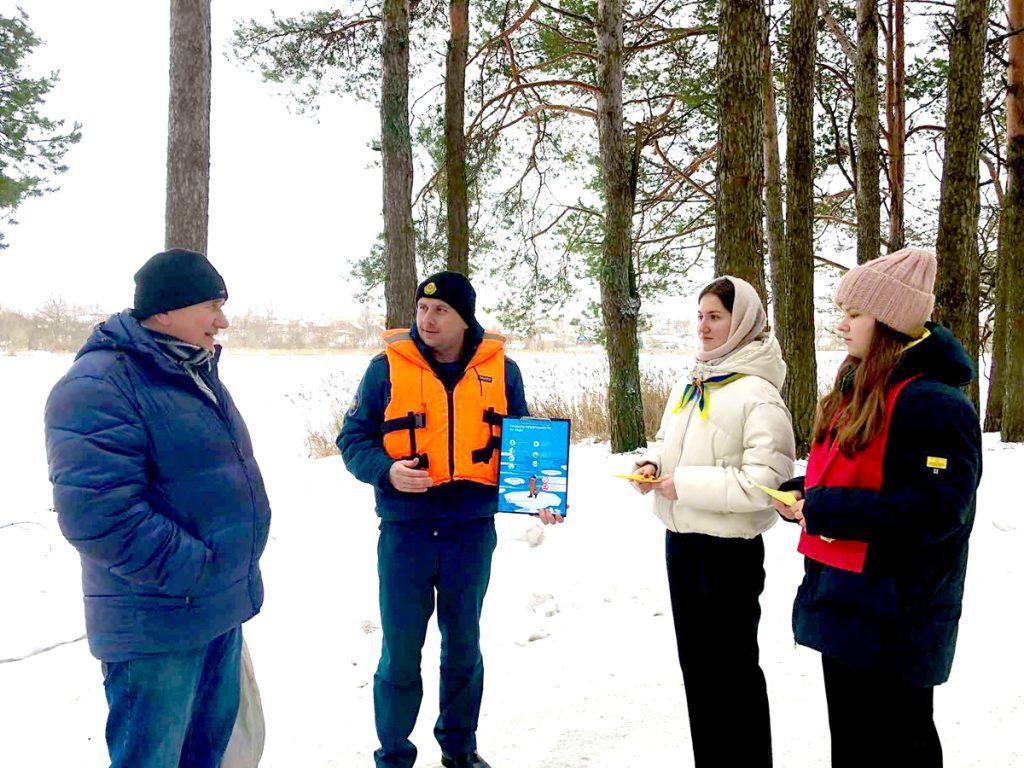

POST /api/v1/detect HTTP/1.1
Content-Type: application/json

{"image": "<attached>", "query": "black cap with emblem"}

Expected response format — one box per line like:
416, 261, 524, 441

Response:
415, 271, 476, 327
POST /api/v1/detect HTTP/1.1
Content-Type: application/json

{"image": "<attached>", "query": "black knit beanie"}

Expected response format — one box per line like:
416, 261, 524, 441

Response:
415, 271, 476, 326
131, 249, 228, 319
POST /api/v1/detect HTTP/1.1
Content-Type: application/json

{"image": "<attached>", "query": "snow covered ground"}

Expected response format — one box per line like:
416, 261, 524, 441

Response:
1, 350, 1021, 767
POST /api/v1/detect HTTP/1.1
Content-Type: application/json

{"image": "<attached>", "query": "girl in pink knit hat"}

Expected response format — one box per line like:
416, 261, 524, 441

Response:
771, 247, 982, 767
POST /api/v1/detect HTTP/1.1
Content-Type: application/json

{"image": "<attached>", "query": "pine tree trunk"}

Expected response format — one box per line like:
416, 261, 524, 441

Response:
381, 0, 418, 329
968, 235, 980, 410
1002, 0, 1024, 442
885, 0, 905, 251
762, 41, 785, 313
983, 243, 1006, 431
715, 0, 767, 302
596, 0, 646, 453
934, 0, 986, 408
445, 0, 470, 274
855, 0, 881, 263
1002, 137, 1024, 442
165, 0, 211, 254
780, 0, 819, 458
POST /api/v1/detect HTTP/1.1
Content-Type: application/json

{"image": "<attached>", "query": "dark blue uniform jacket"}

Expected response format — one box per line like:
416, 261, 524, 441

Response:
337, 322, 529, 521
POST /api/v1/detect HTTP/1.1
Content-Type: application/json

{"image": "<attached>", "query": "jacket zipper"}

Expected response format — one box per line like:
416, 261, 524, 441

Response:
211, 375, 261, 608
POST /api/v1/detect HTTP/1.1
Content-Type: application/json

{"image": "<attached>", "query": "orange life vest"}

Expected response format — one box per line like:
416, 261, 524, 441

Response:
381, 329, 508, 487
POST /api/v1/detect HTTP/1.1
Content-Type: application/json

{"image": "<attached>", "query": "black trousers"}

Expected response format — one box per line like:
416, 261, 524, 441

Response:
822, 655, 942, 768
666, 531, 772, 768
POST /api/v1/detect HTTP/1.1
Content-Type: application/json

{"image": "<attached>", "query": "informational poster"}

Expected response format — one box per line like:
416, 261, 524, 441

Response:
497, 417, 570, 515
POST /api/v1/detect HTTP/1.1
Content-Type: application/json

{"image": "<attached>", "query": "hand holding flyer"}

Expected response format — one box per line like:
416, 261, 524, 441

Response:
754, 482, 798, 507
614, 473, 661, 483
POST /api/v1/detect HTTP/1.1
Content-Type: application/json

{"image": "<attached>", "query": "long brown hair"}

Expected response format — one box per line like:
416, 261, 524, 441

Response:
814, 322, 914, 455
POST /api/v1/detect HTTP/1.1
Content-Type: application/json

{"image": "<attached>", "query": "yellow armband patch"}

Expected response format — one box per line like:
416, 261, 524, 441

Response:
926, 456, 948, 470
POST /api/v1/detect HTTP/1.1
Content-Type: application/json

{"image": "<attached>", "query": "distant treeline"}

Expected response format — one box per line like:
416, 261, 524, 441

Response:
0, 301, 387, 353
1, 300, 98, 352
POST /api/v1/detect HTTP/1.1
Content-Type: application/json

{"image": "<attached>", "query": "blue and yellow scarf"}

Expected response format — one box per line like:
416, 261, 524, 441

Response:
672, 372, 745, 420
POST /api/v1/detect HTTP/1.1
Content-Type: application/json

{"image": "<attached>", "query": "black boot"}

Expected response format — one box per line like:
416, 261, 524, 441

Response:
441, 752, 492, 768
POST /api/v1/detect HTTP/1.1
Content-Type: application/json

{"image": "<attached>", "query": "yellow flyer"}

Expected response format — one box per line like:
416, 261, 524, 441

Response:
754, 483, 797, 507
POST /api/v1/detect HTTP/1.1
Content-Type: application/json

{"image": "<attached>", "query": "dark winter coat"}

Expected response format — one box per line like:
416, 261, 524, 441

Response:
44, 311, 271, 662
788, 322, 982, 687
337, 322, 529, 522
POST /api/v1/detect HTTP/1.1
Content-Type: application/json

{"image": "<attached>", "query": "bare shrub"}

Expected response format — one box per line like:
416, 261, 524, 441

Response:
306, 401, 345, 458
300, 379, 355, 459
529, 368, 674, 443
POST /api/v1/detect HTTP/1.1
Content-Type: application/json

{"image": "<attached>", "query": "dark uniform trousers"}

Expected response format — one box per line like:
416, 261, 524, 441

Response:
374, 516, 497, 768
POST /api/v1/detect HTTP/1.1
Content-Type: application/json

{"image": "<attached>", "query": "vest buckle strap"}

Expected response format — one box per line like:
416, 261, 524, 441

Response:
473, 408, 506, 463
382, 411, 428, 467
482, 408, 505, 427
471, 435, 502, 464
381, 411, 427, 434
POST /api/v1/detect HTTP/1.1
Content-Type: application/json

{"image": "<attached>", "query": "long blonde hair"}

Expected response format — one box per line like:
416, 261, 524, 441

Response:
814, 323, 913, 456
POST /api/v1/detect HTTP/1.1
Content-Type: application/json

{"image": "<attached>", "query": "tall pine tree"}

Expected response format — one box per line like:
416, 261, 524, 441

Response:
166, 0, 211, 253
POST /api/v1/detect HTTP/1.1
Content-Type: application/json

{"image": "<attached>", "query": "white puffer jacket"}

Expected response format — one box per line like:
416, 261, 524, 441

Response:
638, 336, 796, 538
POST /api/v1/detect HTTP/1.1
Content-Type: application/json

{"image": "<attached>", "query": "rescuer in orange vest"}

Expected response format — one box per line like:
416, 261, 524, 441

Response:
338, 271, 562, 768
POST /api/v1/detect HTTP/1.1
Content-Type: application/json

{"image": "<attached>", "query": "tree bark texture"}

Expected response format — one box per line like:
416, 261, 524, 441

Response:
596, 0, 646, 453
1001, 137, 1024, 442
885, 0, 906, 251
381, 0, 418, 329
762, 40, 785, 314
445, 0, 470, 274
967, 235, 980, 411
1002, 0, 1024, 442
983, 243, 1006, 431
781, 0, 819, 458
855, 0, 881, 263
165, 0, 211, 254
715, 0, 767, 303
934, 0, 987, 392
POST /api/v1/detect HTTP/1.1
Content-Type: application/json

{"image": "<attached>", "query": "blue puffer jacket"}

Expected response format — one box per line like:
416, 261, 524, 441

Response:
44, 311, 271, 662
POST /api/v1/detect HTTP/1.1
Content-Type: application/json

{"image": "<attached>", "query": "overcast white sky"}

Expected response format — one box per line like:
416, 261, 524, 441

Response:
1, 1, 919, 330
1, 0, 383, 320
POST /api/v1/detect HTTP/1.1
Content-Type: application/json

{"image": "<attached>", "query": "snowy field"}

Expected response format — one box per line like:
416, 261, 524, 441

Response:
1, 349, 1021, 767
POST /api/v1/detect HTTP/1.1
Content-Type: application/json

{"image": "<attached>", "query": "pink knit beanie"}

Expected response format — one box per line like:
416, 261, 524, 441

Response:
835, 247, 937, 336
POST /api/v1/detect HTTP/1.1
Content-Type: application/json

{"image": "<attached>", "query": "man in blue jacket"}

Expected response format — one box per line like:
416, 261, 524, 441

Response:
339, 271, 561, 768
44, 249, 272, 768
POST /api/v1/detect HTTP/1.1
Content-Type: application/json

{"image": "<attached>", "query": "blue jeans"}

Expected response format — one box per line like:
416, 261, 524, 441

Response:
374, 517, 497, 768
101, 626, 242, 768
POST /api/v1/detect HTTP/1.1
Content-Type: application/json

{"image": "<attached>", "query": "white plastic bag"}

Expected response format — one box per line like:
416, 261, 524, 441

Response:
220, 638, 265, 768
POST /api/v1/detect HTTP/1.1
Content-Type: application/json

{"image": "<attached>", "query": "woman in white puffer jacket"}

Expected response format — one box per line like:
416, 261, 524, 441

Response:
633, 276, 795, 768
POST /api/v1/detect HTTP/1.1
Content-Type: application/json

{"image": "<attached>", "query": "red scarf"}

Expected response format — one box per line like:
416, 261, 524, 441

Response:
798, 376, 920, 573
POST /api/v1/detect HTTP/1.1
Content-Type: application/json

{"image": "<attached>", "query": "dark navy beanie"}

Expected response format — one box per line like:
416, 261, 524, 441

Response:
131, 249, 228, 319
415, 271, 476, 326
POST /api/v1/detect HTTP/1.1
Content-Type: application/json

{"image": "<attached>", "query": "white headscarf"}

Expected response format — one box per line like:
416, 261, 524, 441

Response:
694, 275, 767, 364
